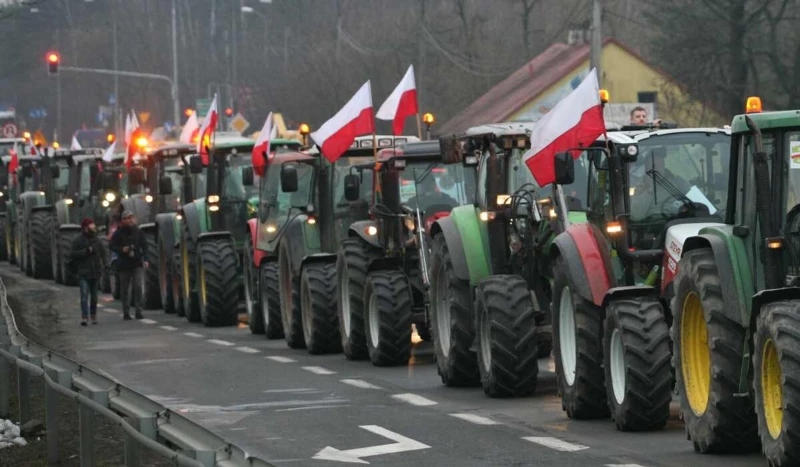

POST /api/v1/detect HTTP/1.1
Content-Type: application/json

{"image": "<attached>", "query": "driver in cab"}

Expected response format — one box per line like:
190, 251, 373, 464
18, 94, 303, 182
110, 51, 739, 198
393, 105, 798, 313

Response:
628, 149, 691, 221
403, 174, 458, 212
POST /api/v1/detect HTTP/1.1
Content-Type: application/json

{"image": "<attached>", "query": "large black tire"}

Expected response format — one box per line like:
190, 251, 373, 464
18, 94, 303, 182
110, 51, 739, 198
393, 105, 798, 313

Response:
158, 235, 175, 313
429, 235, 479, 386
259, 261, 283, 339
278, 241, 305, 349
181, 224, 201, 322
753, 300, 800, 466
245, 238, 264, 334
171, 246, 185, 317
142, 231, 161, 309
51, 230, 63, 284
30, 211, 54, 279
474, 275, 539, 398
363, 270, 412, 366
671, 248, 758, 453
603, 298, 672, 431
59, 230, 80, 286
336, 238, 381, 360
7, 221, 16, 265
552, 256, 608, 419
20, 221, 30, 275
197, 238, 240, 327
301, 263, 341, 354
0, 216, 9, 262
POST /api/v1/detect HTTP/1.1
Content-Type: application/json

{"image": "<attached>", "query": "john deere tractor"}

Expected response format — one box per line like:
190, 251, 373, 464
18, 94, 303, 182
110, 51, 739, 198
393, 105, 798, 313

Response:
670, 103, 800, 464
177, 133, 258, 326
428, 122, 588, 397
549, 127, 731, 431
274, 135, 417, 353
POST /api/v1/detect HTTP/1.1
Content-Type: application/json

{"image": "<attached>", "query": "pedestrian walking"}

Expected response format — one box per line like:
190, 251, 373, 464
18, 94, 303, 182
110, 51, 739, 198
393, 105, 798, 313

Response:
110, 210, 149, 320
69, 218, 107, 326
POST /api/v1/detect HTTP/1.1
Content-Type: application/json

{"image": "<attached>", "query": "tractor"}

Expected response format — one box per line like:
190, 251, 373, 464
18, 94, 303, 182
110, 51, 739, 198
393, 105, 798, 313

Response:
0, 137, 27, 263
548, 126, 731, 431
670, 102, 800, 464
177, 132, 259, 326
337, 140, 476, 366
427, 122, 592, 397
273, 135, 417, 353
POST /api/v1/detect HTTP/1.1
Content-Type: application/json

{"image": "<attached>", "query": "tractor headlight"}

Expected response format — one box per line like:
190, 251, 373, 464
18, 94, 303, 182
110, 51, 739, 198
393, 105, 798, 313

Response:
209, 204, 220, 212
64, 198, 73, 205
102, 200, 110, 207
145, 194, 154, 203
366, 225, 378, 236
208, 195, 220, 204
105, 192, 116, 202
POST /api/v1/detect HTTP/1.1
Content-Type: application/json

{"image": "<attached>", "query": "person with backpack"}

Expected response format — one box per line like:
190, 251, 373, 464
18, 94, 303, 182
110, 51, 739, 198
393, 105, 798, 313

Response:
70, 218, 107, 326
110, 210, 149, 320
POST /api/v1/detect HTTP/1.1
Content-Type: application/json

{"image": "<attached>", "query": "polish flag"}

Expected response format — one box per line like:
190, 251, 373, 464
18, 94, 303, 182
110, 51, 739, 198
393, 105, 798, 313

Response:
376, 65, 418, 136
197, 95, 219, 165
70, 136, 82, 150
124, 113, 132, 145
311, 81, 375, 162
252, 112, 278, 177
126, 128, 144, 169
102, 141, 117, 163
524, 68, 606, 186
179, 112, 199, 144
8, 148, 18, 175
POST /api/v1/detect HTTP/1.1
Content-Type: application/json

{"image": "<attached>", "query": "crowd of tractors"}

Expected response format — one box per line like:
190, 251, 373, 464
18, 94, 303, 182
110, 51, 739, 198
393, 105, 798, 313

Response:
0, 96, 798, 465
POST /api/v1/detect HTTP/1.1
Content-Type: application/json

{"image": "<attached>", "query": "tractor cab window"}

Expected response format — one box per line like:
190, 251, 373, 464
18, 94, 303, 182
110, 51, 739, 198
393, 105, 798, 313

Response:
587, 148, 611, 222
333, 156, 374, 240
262, 161, 314, 240
221, 155, 258, 202
781, 131, 800, 276
79, 163, 93, 198
400, 161, 473, 214
53, 160, 70, 197
164, 169, 183, 211
507, 148, 542, 198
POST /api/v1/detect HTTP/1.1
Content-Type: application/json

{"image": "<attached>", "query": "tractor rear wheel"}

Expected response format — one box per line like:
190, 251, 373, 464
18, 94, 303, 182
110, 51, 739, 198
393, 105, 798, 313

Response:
301, 263, 340, 354
474, 275, 539, 398
20, 222, 31, 276
363, 270, 412, 366
30, 211, 54, 279
60, 230, 80, 286
142, 231, 161, 309
753, 300, 800, 466
429, 235, 479, 386
245, 238, 264, 334
159, 235, 175, 313
671, 248, 758, 453
336, 238, 381, 360
197, 237, 239, 327
7, 221, 16, 265
0, 216, 8, 262
259, 261, 283, 339
181, 225, 200, 322
603, 298, 672, 431
51, 230, 63, 284
552, 256, 608, 419
279, 241, 305, 349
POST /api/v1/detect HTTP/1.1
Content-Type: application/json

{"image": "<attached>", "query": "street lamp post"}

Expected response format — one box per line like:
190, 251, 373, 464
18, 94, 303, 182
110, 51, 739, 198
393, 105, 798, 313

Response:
241, 5, 269, 68
171, 0, 180, 128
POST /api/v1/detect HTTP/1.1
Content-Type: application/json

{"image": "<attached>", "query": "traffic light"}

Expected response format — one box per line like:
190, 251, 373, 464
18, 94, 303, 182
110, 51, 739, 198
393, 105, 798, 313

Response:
184, 108, 194, 117
224, 107, 234, 117
46, 51, 60, 74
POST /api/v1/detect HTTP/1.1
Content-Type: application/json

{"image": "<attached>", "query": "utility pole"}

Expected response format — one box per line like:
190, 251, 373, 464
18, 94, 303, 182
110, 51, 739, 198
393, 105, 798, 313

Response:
171, 0, 180, 127
231, 0, 238, 111
112, 0, 119, 139
56, 28, 61, 143
590, 0, 602, 85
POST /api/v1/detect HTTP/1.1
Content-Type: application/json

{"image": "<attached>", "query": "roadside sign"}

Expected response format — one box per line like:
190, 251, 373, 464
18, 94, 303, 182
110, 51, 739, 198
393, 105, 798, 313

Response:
230, 113, 250, 134
195, 98, 211, 118
1, 123, 17, 137
139, 112, 151, 124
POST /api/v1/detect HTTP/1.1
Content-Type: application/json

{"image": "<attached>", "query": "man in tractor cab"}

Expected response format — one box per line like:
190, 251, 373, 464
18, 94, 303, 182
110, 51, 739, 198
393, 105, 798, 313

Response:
403, 170, 459, 211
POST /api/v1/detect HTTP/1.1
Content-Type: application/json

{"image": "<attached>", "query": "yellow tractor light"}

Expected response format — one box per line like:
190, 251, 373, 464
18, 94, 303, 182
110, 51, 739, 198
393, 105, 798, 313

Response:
607, 221, 623, 234
136, 136, 149, 148
766, 237, 783, 249
496, 194, 511, 206
52, 142, 60, 149
746, 96, 762, 114
423, 112, 435, 126
299, 123, 310, 135
599, 89, 610, 104
479, 211, 496, 222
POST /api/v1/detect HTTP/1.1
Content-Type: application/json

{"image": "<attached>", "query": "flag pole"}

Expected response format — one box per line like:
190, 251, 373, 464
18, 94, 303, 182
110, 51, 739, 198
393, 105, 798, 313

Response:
372, 132, 378, 161
415, 113, 422, 140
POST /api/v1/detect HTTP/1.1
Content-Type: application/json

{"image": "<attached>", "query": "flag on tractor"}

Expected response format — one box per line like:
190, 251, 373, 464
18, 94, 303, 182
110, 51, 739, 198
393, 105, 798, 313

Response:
311, 81, 374, 162
376, 65, 418, 136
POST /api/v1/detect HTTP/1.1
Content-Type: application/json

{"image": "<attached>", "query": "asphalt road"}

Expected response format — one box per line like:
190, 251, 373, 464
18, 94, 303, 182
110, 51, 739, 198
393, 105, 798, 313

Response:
1, 262, 767, 467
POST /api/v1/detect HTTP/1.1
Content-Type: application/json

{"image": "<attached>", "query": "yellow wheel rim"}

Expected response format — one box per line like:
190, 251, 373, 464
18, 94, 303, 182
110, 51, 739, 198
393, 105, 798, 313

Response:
182, 243, 190, 296
199, 263, 207, 306
761, 338, 783, 439
681, 292, 711, 415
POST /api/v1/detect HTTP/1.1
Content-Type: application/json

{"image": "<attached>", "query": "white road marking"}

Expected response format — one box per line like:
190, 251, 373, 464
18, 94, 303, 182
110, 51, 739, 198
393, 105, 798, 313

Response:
391, 393, 438, 406
103, 309, 120, 314
159, 326, 178, 331
263, 388, 317, 394
96, 303, 105, 308
184, 332, 204, 338
276, 404, 351, 412
235, 346, 260, 354
301, 366, 335, 375
207, 339, 235, 346
340, 379, 383, 390
266, 356, 296, 363
522, 437, 589, 452
313, 425, 430, 463
449, 413, 499, 425
605, 465, 648, 467
139, 319, 157, 324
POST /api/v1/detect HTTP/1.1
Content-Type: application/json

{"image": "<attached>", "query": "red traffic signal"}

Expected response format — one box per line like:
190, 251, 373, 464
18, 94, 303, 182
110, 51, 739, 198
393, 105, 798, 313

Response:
46, 51, 60, 74
224, 107, 233, 117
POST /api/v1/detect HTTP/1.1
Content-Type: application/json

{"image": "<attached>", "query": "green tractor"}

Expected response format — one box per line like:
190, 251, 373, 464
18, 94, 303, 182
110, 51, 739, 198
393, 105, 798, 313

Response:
0, 138, 26, 262
334, 141, 476, 365
274, 135, 417, 352
427, 123, 588, 397
671, 105, 800, 463
177, 133, 259, 326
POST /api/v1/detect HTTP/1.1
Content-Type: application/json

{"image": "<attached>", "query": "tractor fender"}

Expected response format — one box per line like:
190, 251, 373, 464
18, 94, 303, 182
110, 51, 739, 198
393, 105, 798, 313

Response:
198, 231, 235, 243
348, 220, 381, 249
750, 287, 800, 347
182, 202, 202, 244
551, 223, 613, 306
279, 214, 321, 276
140, 222, 156, 234
30, 204, 54, 214
54, 200, 71, 226
367, 256, 403, 274
299, 253, 337, 273
602, 285, 659, 311
246, 218, 268, 267
429, 211, 481, 284
59, 224, 81, 233
155, 213, 177, 255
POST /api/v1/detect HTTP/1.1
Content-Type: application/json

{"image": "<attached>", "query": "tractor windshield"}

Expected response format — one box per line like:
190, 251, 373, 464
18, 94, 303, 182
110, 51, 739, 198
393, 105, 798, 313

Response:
53, 159, 70, 196
400, 160, 475, 213
509, 148, 590, 210
262, 161, 315, 241
163, 169, 183, 212
333, 156, 374, 240
221, 155, 259, 202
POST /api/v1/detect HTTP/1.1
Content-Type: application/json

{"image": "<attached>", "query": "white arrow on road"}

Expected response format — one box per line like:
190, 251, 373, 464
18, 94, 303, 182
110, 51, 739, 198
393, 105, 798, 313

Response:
312, 425, 430, 464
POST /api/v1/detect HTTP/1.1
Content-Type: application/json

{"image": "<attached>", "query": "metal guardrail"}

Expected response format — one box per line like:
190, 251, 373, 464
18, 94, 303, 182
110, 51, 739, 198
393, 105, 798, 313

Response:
0, 277, 275, 467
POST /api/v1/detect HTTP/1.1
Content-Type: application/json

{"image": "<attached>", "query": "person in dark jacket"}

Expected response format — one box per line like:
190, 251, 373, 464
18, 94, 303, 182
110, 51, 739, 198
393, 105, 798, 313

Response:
70, 218, 107, 326
110, 211, 149, 320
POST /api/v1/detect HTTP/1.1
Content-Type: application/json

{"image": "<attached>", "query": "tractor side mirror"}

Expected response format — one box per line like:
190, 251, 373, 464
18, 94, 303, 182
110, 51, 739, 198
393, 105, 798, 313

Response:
128, 166, 146, 186
189, 155, 204, 174
50, 165, 61, 180
554, 152, 575, 185
343, 174, 360, 201
242, 166, 255, 187
280, 165, 298, 193
159, 176, 173, 195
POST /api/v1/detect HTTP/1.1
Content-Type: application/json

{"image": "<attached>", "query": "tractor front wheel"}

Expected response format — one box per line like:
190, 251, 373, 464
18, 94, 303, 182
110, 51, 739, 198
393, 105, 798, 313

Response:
259, 262, 283, 339
51, 231, 62, 283
603, 298, 672, 431
171, 246, 185, 317
363, 270, 412, 366
181, 225, 200, 322
300, 263, 340, 354
279, 241, 305, 349
142, 231, 161, 309
475, 275, 539, 398
337, 238, 381, 360
197, 238, 239, 327
7, 221, 16, 265
30, 211, 54, 279
0, 216, 8, 262
159, 235, 175, 313
245, 238, 264, 335
60, 230, 80, 286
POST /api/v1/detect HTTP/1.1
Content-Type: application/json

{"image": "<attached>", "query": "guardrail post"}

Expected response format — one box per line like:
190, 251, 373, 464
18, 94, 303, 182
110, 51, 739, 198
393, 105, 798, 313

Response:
45, 378, 59, 463
79, 404, 95, 467
124, 419, 140, 467
17, 364, 30, 426
0, 353, 9, 418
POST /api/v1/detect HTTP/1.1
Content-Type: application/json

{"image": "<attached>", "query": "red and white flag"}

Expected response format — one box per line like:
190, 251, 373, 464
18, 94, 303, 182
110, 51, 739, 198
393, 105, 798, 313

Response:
126, 111, 143, 169
70, 136, 82, 150
179, 112, 199, 144
252, 112, 278, 177
376, 65, 418, 136
8, 148, 18, 175
197, 95, 219, 165
524, 68, 606, 186
311, 81, 374, 162
102, 141, 117, 163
